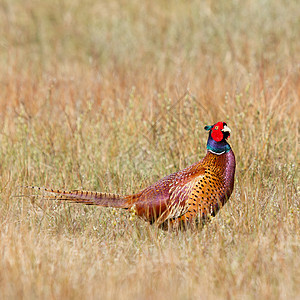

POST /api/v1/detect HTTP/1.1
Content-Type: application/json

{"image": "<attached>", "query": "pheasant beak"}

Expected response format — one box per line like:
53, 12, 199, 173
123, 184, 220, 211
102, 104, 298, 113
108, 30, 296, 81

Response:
221, 125, 231, 133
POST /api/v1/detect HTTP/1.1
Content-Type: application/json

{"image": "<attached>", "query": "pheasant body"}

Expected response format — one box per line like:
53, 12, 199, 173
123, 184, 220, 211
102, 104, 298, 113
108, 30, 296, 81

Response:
28, 121, 235, 230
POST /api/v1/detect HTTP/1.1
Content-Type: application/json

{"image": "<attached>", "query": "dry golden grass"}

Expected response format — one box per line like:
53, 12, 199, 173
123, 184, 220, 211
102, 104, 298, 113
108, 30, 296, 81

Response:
0, 0, 299, 299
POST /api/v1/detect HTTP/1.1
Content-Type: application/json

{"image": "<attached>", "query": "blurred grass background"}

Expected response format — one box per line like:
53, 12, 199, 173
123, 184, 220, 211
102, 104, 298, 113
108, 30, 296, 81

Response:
0, 0, 299, 299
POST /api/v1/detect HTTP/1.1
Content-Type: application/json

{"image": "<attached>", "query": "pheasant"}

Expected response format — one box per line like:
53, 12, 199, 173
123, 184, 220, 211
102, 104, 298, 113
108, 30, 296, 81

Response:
28, 121, 235, 230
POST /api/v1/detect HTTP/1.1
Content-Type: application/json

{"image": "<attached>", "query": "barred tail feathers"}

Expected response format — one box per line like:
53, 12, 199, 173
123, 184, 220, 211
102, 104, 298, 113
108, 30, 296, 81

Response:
27, 186, 136, 209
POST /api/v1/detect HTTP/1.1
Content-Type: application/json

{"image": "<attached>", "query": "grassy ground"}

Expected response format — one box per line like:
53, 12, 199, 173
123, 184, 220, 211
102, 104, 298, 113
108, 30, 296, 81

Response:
0, 0, 299, 299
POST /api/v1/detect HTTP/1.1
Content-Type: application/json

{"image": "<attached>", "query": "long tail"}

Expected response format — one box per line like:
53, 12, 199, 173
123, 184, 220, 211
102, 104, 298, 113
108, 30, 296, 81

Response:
26, 186, 137, 209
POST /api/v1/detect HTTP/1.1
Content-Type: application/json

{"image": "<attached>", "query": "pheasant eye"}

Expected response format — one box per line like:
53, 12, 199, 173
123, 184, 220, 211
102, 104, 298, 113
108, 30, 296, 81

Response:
214, 126, 219, 130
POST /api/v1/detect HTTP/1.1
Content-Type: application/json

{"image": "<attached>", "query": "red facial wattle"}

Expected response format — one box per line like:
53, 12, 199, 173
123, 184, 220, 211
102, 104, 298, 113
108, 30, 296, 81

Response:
211, 129, 224, 142
211, 122, 224, 142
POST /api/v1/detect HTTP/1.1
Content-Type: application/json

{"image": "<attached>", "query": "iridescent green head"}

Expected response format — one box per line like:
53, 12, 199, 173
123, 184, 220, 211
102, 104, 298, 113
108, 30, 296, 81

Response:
204, 121, 232, 154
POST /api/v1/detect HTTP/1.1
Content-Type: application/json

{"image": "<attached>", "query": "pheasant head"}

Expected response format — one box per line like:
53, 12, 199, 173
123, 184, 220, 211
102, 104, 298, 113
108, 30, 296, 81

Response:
204, 121, 232, 155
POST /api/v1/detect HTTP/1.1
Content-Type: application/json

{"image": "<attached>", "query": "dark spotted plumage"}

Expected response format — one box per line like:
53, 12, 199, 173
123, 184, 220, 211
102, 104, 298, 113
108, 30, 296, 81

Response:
27, 121, 235, 230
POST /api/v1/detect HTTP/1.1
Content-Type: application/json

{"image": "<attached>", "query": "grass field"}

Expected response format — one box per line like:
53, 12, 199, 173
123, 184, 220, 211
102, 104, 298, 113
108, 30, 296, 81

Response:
0, 0, 299, 299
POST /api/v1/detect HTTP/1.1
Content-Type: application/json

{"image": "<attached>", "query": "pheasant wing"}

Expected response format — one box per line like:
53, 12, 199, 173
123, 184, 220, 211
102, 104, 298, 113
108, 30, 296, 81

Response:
134, 162, 206, 225
157, 166, 206, 224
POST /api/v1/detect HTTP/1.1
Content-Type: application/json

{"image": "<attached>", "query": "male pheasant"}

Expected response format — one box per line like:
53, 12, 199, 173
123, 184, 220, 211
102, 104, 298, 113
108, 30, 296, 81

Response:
28, 121, 235, 229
